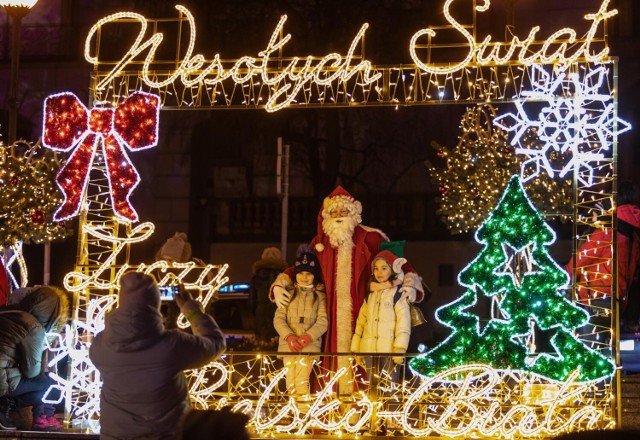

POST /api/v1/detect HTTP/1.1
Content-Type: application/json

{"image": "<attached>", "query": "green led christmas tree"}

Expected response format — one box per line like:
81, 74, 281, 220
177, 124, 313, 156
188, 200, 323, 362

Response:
409, 175, 614, 382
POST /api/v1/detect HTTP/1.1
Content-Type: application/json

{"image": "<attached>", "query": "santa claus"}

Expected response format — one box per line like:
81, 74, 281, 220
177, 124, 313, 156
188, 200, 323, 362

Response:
271, 186, 423, 391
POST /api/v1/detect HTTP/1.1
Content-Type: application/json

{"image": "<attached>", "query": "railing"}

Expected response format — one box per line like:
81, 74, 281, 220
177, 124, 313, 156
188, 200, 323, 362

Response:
209, 195, 450, 242
184, 352, 615, 438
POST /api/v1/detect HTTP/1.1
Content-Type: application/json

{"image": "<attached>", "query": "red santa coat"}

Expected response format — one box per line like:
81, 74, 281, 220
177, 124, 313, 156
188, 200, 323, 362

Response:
311, 223, 386, 352
567, 204, 640, 304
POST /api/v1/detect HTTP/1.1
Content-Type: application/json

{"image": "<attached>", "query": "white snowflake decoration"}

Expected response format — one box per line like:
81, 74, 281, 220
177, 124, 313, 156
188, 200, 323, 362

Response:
494, 65, 631, 187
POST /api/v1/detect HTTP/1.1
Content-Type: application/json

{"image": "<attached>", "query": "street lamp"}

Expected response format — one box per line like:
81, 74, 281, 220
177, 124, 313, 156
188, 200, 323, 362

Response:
1, 0, 38, 144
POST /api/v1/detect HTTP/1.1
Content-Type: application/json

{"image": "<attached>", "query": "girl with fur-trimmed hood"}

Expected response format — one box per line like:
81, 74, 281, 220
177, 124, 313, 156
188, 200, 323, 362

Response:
351, 251, 413, 371
0, 286, 69, 431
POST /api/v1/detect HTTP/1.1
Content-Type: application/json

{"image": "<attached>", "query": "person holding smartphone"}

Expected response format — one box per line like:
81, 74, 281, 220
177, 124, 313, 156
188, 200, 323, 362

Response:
89, 272, 226, 440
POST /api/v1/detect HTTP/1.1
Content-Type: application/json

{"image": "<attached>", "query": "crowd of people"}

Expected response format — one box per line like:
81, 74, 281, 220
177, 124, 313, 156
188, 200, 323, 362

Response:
0, 183, 638, 439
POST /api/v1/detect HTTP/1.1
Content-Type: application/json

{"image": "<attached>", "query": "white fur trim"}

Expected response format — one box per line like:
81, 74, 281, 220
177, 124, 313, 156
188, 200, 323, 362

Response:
402, 272, 422, 292
335, 241, 354, 353
315, 243, 325, 252
334, 240, 354, 392
392, 257, 407, 276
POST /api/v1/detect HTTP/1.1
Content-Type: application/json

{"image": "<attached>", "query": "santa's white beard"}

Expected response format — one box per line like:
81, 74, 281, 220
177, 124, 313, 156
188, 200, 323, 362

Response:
323, 217, 358, 248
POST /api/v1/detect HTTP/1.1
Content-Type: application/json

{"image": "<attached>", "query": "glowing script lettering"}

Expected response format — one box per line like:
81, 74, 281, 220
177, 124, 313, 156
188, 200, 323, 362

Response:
191, 362, 612, 437
410, 0, 617, 74
85, 6, 381, 112
63, 221, 228, 328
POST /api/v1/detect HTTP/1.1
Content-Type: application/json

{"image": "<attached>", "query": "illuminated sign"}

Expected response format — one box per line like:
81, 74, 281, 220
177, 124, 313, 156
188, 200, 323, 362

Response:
410, 0, 616, 74
85, 7, 381, 112
185, 361, 612, 437
84, 0, 617, 112
62, 221, 228, 328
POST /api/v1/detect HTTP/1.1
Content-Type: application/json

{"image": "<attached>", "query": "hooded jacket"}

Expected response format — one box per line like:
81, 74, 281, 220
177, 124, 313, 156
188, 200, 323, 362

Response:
274, 283, 328, 354
351, 254, 411, 355
0, 286, 69, 397
89, 273, 226, 440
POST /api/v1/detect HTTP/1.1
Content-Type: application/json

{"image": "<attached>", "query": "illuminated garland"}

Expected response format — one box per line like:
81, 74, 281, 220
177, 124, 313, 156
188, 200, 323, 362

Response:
410, 175, 614, 382
42, 91, 160, 222
84, 7, 381, 113
427, 105, 572, 234
0, 140, 72, 246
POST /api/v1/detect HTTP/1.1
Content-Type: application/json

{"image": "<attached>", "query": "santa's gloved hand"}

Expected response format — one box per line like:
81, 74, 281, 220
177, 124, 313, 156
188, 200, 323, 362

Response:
273, 286, 291, 309
399, 286, 417, 303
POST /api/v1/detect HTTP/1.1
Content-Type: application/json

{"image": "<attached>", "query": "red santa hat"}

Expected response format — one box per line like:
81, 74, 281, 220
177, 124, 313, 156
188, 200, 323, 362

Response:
371, 250, 407, 279
322, 187, 362, 217
315, 186, 362, 234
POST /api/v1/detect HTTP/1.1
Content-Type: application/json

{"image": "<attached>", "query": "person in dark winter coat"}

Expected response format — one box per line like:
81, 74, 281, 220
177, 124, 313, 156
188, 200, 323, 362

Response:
249, 247, 288, 341
0, 286, 69, 431
89, 272, 226, 440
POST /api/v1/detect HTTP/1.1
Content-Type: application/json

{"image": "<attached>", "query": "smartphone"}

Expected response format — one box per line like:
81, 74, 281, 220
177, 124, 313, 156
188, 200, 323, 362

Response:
159, 286, 179, 301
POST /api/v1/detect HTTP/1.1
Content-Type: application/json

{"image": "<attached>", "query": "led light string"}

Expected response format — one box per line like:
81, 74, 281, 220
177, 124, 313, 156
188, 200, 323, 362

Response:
1, 241, 28, 289
84, 1, 616, 111
494, 65, 630, 188
51, 4, 621, 434
91, 58, 617, 110
178, 357, 613, 438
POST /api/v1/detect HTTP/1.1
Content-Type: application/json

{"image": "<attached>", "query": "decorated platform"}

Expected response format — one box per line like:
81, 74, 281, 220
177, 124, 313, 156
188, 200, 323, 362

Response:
0, 0, 631, 438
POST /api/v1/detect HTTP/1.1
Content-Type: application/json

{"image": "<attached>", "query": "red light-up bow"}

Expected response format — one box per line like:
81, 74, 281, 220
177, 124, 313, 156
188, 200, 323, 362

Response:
42, 92, 160, 222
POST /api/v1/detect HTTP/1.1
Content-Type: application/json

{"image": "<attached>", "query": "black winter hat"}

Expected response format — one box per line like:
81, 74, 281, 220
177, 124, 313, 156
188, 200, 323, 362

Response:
294, 244, 320, 280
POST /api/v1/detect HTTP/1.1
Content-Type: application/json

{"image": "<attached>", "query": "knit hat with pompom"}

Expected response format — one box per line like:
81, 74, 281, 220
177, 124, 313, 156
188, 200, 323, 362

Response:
294, 244, 321, 281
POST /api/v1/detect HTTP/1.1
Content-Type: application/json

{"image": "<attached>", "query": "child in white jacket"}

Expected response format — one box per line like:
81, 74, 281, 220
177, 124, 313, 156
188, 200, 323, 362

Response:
351, 250, 415, 377
274, 244, 328, 399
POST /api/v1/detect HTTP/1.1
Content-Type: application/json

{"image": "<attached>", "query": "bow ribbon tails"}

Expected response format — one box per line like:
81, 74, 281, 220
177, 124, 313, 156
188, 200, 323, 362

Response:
42, 92, 160, 222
